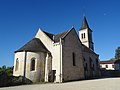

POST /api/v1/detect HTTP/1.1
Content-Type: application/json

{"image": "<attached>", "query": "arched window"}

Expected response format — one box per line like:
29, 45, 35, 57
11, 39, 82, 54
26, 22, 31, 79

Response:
30, 58, 35, 71
15, 58, 19, 71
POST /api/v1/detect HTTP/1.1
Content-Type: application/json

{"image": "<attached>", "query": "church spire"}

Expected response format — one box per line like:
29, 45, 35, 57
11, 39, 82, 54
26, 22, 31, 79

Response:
79, 16, 90, 30
78, 16, 94, 51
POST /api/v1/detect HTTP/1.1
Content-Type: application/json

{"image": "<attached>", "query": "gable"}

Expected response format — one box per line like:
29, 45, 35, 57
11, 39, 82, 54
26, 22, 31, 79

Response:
63, 27, 82, 47
35, 28, 54, 52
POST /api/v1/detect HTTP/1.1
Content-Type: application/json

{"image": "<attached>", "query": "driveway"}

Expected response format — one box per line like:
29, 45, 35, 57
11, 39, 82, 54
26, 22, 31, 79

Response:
0, 78, 120, 90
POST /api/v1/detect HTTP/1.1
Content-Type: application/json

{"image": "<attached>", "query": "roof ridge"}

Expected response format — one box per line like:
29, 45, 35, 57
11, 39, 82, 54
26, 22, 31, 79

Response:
55, 30, 68, 36
62, 27, 74, 39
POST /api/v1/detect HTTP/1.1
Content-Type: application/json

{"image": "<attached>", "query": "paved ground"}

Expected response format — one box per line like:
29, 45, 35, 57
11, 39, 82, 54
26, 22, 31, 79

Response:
0, 78, 120, 90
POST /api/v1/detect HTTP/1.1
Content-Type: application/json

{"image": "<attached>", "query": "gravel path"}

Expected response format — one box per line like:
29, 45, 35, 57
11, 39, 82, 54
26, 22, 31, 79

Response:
0, 78, 120, 90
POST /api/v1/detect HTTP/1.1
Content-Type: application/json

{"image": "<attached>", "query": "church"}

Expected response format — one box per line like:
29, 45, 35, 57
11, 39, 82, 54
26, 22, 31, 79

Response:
13, 16, 100, 83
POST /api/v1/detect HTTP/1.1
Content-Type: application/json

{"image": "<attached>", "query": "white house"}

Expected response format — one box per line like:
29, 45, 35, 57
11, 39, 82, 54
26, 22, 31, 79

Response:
13, 16, 100, 83
100, 60, 116, 70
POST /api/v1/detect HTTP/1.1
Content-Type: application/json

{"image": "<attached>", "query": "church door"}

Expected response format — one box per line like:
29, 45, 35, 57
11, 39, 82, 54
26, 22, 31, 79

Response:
53, 70, 56, 82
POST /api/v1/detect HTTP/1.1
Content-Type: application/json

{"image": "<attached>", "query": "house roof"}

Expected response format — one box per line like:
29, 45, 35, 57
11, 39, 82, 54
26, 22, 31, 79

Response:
79, 16, 92, 31
100, 59, 116, 64
15, 38, 49, 53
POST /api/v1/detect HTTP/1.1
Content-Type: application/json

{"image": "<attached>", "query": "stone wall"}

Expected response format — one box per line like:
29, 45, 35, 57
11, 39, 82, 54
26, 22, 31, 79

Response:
82, 52, 100, 78
62, 29, 85, 81
35, 29, 62, 82
13, 51, 46, 82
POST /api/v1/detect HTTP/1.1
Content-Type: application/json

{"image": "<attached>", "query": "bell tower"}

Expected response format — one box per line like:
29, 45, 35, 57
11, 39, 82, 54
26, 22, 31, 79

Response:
79, 16, 94, 51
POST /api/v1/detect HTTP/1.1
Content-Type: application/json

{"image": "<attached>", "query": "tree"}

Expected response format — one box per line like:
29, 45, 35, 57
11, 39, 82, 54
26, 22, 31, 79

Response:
115, 47, 120, 59
0, 65, 28, 87
0, 65, 14, 87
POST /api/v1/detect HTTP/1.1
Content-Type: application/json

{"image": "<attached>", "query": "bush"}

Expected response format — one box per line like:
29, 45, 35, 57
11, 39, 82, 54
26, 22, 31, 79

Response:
0, 65, 24, 87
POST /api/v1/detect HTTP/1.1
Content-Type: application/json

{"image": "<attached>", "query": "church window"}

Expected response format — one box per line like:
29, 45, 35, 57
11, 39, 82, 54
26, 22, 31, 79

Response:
84, 33, 85, 38
83, 58, 88, 71
81, 33, 85, 39
72, 52, 76, 66
89, 57, 92, 69
15, 58, 19, 71
81, 33, 84, 39
30, 58, 36, 71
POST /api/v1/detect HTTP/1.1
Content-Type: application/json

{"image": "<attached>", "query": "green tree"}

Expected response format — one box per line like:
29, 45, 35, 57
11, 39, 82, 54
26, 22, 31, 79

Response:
0, 65, 25, 87
115, 47, 120, 59
0, 65, 13, 87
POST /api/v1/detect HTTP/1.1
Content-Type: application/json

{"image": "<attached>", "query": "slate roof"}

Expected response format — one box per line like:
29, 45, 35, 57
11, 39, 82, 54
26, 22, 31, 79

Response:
54, 31, 69, 42
43, 31, 54, 40
15, 38, 49, 53
100, 59, 116, 64
82, 44, 98, 56
43, 29, 71, 43
79, 16, 92, 31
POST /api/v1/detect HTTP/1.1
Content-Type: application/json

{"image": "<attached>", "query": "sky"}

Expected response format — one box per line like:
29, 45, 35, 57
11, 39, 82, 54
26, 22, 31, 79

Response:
0, 0, 120, 67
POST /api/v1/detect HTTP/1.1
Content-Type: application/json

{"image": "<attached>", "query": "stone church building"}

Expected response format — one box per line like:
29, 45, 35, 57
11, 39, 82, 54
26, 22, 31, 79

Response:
13, 17, 100, 83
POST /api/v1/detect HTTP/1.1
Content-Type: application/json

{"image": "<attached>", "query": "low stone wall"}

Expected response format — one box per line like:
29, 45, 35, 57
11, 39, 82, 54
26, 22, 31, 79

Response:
101, 69, 120, 77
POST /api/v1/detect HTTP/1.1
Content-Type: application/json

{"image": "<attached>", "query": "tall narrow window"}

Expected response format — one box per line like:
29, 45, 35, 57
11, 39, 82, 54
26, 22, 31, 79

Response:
86, 63, 88, 71
89, 57, 92, 69
72, 52, 76, 66
15, 58, 19, 71
30, 58, 35, 71
83, 58, 88, 71
81, 33, 84, 39
84, 33, 85, 38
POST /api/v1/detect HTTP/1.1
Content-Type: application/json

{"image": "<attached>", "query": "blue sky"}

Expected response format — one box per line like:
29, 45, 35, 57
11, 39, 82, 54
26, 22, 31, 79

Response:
0, 0, 120, 66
